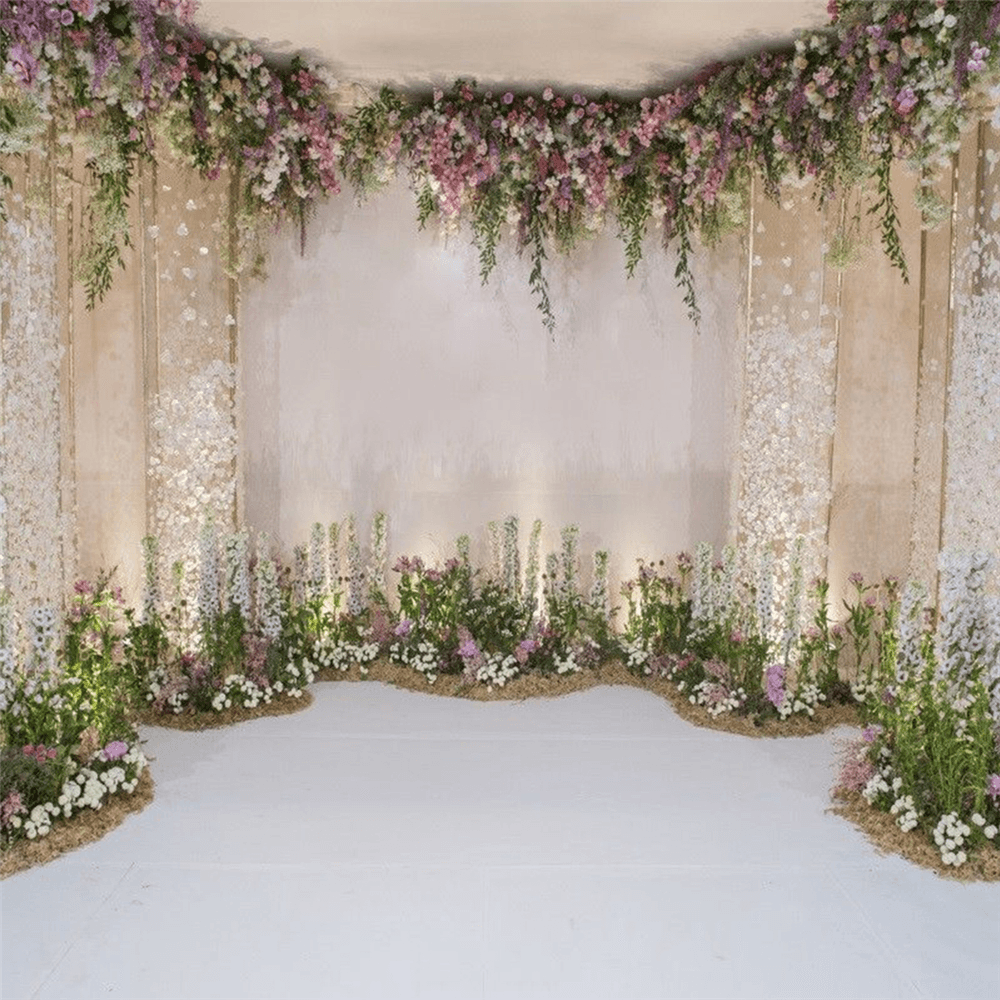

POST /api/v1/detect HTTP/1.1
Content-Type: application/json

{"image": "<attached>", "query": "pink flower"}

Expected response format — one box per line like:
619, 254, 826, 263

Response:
502, 92, 514, 105
893, 86, 917, 115
515, 639, 537, 664
848, 572, 864, 587
102, 741, 128, 761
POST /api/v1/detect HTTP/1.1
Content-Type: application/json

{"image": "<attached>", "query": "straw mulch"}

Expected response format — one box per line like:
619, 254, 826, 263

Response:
1, 769, 155, 880
829, 789, 1000, 882
137, 689, 313, 731
315, 657, 861, 738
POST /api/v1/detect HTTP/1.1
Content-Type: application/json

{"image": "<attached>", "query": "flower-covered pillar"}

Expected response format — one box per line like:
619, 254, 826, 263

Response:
0, 151, 74, 626
940, 117, 1000, 570
731, 179, 839, 619
143, 154, 240, 606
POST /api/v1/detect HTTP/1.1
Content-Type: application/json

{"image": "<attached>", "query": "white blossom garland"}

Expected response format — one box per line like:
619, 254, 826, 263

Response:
0, 209, 69, 629
149, 359, 237, 612
734, 311, 836, 622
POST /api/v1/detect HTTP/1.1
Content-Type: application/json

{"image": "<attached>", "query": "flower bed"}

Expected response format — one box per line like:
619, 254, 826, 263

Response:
2, 515, 998, 877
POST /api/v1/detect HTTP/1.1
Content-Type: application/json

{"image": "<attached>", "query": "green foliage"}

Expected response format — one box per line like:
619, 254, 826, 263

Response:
868, 153, 910, 285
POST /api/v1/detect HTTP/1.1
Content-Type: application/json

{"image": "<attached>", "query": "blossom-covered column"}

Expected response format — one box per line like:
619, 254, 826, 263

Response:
145, 155, 240, 605
732, 180, 838, 618
0, 157, 71, 624
941, 118, 1000, 562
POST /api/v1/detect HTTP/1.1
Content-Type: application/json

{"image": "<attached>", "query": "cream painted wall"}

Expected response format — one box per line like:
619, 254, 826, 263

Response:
240, 179, 742, 589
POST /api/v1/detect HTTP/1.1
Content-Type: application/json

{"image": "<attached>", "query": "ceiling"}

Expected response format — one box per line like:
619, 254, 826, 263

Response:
196, 1, 829, 98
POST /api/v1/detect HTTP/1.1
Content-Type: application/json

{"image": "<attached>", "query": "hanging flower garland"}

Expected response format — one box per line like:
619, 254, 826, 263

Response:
1, 0, 998, 330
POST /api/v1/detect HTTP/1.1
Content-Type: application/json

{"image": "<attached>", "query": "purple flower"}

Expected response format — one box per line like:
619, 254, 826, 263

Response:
765, 663, 785, 708
502, 92, 514, 105
987, 774, 1000, 800
6, 44, 40, 87
515, 638, 537, 664
848, 571, 864, 587
861, 724, 882, 743
458, 637, 480, 661
894, 86, 918, 115
393, 618, 412, 638
102, 741, 128, 761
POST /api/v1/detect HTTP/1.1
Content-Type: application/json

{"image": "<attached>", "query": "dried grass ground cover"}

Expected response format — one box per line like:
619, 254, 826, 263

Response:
315, 658, 860, 738
830, 789, 1000, 882
0, 769, 155, 880
137, 690, 313, 731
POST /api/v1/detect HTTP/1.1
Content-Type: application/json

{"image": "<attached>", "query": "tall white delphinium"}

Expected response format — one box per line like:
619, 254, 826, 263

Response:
369, 510, 389, 600
140, 535, 161, 624
0, 591, 16, 712
717, 544, 737, 625
255, 532, 282, 641
560, 524, 580, 600
502, 514, 521, 600
292, 544, 308, 608
487, 520, 502, 584
781, 537, 805, 667
344, 514, 365, 616
224, 529, 251, 622
308, 522, 327, 601
691, 541, 714, 627
756, 547, 775, 642
544, 552, 560, 608
328, 521, 341, 593
456, 534, 472, 596
524, 518, 543, 615
171, 560, 187, 637
936, 550, 992, 684
198, 519, 221, 626
897, 579, 928, 682
591, 550, 610, 618
27, 605, 57, 674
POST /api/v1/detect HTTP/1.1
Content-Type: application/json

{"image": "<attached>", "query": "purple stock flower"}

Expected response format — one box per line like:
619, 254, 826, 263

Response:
987, 774, 1000, 800
458, 637, 480, 661
765, 663, 785, 708
393, 618, 413, 638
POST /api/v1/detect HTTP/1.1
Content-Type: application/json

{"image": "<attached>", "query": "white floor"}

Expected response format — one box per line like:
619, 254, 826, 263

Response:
3, 682, 999, 1000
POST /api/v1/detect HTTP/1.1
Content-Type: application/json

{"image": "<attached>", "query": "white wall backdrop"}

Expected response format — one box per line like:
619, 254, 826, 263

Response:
240, 179, 742, 588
